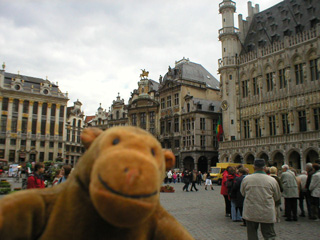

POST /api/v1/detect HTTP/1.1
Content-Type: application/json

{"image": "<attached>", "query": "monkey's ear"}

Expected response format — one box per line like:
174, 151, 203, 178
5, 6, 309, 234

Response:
163, 150, 176, 171
81, 128, 103, 149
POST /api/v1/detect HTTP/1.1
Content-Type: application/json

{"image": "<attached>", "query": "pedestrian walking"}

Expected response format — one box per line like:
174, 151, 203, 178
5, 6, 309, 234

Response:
205, 172, 214, 190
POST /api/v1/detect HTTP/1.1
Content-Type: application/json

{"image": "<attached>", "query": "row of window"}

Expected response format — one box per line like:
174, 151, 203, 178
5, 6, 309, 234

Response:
242, 108, 320, 138
0, 115, 64, 136
1, 98, 65, 117
0, 149, 57, 162
241, 59, 319, 97
0, 138, 64, 148
160, 93, 179, 109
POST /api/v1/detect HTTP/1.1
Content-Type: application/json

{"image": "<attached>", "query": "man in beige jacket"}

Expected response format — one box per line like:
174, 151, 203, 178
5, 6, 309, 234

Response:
241, 159, 281, 240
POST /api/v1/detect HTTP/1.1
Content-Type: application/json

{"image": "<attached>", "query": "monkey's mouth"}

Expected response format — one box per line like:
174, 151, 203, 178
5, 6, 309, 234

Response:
98, 174, 157, 199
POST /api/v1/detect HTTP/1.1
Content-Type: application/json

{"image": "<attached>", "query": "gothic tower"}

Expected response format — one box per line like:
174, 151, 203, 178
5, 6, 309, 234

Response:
218, 0, 241, 141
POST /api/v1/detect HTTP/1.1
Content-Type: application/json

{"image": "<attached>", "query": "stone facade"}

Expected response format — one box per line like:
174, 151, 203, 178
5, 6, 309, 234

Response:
218, 0, 320, 170
65, 100, 85, 166
0, 69, 68, 163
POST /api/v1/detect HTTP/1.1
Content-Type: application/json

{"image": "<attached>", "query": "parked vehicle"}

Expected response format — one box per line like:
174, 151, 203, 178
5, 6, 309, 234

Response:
210, 163, 254, 185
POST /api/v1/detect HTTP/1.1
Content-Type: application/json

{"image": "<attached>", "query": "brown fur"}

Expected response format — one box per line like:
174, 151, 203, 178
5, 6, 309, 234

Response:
0, 126, 194, 240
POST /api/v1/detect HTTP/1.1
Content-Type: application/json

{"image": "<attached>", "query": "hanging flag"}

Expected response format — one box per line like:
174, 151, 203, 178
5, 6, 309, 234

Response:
216, 118, 223, 141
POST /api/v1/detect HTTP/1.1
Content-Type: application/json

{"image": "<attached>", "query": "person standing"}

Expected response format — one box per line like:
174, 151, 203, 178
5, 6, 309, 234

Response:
58, 165, 72, 184
167, 170, 173, 183
297, 170, 308, 217
205, 172, 214, 190
221, 166, 232, 217
27, 162, 45, 189
231, 167, 247, 225
305, 163, 315, 219
309, 163, 320, 221
269, 166, 283, 223
241, 159, 281, 240
281, 164, 299, 221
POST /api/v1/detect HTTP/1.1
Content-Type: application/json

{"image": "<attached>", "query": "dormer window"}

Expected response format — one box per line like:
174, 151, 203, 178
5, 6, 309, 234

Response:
197, 104, 202, 110
14, 84, 21, 90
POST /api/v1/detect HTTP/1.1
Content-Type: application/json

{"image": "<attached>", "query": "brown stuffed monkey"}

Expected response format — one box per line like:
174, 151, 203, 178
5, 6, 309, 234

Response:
0, 126, 194, 240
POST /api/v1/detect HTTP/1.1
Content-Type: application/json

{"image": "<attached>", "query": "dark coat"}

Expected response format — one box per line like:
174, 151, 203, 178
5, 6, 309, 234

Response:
231, 175, 246, 208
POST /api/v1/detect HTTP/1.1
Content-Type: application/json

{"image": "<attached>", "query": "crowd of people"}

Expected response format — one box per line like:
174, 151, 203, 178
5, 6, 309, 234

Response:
219, 160, 320, 239
26, 163, 73, 189
165, 160, 320, 240
165, 169, 213, 192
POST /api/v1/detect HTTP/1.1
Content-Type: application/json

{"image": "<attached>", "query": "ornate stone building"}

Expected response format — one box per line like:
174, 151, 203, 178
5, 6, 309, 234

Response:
158, 58, 221, 172
218, 0, 320, 170
65, 100, 85, 166
85, 104, 108, 130
0, 67, 68, 163
127, 76, 159, 135
107, 93, 128, 128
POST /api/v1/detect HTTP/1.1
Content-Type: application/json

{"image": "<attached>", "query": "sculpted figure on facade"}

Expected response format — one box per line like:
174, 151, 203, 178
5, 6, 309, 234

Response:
285, 68, 290, 80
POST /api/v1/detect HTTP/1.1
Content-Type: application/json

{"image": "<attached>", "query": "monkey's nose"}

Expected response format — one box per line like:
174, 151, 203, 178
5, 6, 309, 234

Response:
125, 168, 140, 186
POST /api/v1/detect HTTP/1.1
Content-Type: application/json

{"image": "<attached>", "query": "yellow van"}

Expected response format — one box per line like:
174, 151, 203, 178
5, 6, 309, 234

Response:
210, 163, 254, 185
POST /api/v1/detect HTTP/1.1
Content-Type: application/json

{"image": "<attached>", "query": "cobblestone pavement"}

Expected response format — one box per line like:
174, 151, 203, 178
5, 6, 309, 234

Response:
1, 179, 319, 239
160, 182, 320, 240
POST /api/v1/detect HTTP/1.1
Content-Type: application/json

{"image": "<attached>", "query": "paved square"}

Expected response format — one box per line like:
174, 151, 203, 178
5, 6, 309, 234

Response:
160, 183, 320, 240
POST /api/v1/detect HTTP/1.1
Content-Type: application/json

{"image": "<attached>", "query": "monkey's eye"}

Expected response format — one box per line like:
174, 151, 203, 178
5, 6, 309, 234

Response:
112, 138, 120, 145
151, 148, 155, 156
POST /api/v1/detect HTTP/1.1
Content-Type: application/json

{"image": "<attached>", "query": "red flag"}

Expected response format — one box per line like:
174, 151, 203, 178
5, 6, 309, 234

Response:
216, 118, 223, 141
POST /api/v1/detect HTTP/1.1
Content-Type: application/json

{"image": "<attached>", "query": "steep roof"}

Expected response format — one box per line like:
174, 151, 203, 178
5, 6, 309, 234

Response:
242, 0, 320, 53
162, 59, 220, 90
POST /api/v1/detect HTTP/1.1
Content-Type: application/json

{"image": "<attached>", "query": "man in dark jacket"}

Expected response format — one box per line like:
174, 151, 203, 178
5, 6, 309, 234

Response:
182, 170, 190, 192
27, 162, 45, 189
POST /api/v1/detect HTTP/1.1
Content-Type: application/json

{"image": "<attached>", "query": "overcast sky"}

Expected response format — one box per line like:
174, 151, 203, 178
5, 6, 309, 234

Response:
0, 0, 280, 115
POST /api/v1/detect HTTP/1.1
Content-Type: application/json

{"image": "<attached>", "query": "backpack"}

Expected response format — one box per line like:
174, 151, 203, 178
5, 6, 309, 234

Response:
226, 178, 235, 195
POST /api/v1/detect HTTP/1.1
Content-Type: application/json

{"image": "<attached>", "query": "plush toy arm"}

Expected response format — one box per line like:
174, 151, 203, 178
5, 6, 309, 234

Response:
153, 207, 194, 240
0, 191, 46, 240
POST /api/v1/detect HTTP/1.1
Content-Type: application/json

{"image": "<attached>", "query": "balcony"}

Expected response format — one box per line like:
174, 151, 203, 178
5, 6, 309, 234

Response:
219, 1, 236, 13
218, 27, 239, 39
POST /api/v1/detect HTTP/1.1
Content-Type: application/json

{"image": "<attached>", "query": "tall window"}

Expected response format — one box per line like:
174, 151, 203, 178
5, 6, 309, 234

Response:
252, 77, 259, 95
140, 113, 146, 129
132, 114, 137, 126
174, 93, 179, 105
255, 118, 261, 137
161, 98, 165, 109
160, 121, 165, 134
243, 120, 250, 139
149, 112, 155, 123
116, 111, 119, 119
282, 114, 290, 134
314, 108, 320, 130
59, 106, 64, 118
200, 135, 206, 148
21, 117, 28, 134
242, 80, 249, 97
50, 120, 55, 136
298, 110, 307, 132
295, 63, 304, 84
11, 116, 18, 133
41, 120, 46, 135
200, 118, 206, 130
12, 99, 19, 113
167, 120, 171, 133
23, 100, 29, 114
51, 104, 56, 116
167, 96, 171, 108
182, 120, 185, 131
32, 119, 37, 134
33, 102, 38, 114
187, 103, 190, 112
269, 116, 276, 136
310, 59, 319, 81
2, 98, 9, 111
266, 72, 274, 91
0, 115, 7, 132
279, 69, 287, 89
186, 119, 190, 131
59, 122, 63, 136
42, 103, 47, 116
174, 117, 179, 132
